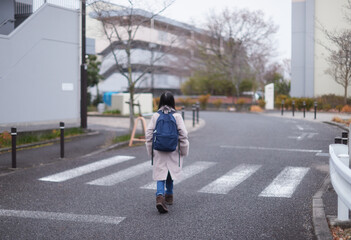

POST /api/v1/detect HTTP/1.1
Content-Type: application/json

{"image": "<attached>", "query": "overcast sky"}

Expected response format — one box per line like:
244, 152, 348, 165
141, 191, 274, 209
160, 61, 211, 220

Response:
161, 0, 291, 62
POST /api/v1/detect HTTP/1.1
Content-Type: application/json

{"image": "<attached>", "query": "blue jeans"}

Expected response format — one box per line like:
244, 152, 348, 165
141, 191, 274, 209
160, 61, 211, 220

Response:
156, 172, 173, 196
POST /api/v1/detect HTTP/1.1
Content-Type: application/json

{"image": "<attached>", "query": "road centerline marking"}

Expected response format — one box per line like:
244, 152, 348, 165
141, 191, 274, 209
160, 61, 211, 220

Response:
39, 155, 135, 182
0, 209, 125, 225
220, 145, 322, 153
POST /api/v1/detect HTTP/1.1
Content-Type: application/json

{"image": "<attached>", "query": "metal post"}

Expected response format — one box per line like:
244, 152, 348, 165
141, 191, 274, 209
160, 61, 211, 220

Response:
60, 122, 65, 158
192, 104, 196, 127
11, 127, 17, 168
281, 100, 284, 116
80, 0, 87, 129
196, 102, 199, 124
303, 101, 306, 118
181, 106, 185, 120
314, 101, 317, 119
342, 131, 348, 145
292, 100, 295, 117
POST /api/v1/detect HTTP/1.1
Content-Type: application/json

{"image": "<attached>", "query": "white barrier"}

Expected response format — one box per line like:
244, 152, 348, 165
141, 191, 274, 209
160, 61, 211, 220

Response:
329, 144, 351, 221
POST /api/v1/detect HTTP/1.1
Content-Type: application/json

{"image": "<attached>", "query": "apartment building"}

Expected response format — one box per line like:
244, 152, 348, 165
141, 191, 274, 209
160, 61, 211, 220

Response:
86, 2, 201, 98
291, 0, 350, 98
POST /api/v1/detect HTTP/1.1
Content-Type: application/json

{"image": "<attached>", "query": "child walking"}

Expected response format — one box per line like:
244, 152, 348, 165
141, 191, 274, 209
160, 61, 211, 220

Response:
145, 91, 189, 214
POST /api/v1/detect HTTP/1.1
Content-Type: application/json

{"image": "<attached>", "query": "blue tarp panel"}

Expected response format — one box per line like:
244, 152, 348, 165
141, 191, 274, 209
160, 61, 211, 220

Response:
103, 92, 118, 106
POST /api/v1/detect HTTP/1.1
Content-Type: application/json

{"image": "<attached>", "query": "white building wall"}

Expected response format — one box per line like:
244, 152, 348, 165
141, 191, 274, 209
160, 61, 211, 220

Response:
291, 0, 314, 98
314, 0, 350, 97
0, 4, 80, 127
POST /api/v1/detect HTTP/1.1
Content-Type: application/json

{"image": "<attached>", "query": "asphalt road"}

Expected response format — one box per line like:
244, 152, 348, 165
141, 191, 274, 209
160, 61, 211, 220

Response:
0, 112, 341, 240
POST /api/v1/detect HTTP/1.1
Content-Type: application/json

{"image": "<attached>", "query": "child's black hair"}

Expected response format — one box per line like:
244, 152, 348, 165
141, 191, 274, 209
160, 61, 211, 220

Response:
158, 91, 175, 110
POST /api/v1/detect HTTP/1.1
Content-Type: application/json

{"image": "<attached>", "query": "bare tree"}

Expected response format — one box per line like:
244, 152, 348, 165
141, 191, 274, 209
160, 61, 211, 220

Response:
192, 8, 277, 99
323, 30, 351, 103
316, 1, 351, 104
90, 0, 175, 132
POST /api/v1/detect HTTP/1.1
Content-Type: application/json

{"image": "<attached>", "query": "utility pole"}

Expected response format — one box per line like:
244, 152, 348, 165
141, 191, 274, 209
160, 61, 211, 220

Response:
80, 0, 87, 129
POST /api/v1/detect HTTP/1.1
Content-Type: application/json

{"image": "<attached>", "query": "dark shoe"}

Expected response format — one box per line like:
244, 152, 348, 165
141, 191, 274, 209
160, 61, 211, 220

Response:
165, 194, 173, 205
156, 195, 168, 213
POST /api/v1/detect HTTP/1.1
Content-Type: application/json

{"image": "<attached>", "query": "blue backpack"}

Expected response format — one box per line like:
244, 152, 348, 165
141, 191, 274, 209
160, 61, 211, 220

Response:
152, 110, 180, 165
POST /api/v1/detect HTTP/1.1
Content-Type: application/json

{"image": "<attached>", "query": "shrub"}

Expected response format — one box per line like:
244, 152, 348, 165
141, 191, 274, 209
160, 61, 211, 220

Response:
153, 97, 160, 111
177, 97, 195, 108
336, 105, 343, 112
213, 99, 222, 109
275, 94, 289, 109
341, 105, 351, 113
317, 94, 344, 108
258, 99, 266, 109
198, 94, 211, 110
250, 105, 263, 112
322, 104, 332, 112
0, 131, 11, 148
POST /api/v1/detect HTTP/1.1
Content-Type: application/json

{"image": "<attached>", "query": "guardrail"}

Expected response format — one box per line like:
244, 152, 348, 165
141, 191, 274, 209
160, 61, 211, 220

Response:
329, 143, 351, 221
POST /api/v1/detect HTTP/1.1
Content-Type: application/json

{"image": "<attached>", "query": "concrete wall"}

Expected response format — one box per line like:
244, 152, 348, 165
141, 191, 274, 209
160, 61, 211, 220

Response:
108, 93, 153, 115
314, 0, 350, 97
0, 0, 15, 35
0, 4, 80, 129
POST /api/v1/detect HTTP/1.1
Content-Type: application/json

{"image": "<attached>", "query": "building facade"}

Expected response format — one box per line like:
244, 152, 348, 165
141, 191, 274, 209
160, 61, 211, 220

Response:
0, 0, 81, 130
291, 0, 350, 98
86, 3, 200, 98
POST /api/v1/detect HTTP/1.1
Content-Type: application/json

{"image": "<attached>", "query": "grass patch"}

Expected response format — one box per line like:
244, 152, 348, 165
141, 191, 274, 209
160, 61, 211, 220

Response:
103, 109, 121, 115
0, 128, 85, 148
113, 134, 144, 143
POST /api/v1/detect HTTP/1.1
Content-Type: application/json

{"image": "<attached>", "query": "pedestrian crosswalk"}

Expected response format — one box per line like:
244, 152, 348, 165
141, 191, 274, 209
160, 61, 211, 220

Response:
198, 164, 261, 194
38, 155, 310, 199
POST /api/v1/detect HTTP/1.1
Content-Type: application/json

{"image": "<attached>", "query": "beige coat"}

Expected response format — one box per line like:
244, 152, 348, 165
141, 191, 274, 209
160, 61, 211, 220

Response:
145, 107, 189, 181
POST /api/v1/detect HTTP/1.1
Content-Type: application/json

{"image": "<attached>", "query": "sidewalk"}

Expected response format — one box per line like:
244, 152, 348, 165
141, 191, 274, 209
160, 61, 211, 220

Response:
0, 114, 205, 175
262, 110, 351, 240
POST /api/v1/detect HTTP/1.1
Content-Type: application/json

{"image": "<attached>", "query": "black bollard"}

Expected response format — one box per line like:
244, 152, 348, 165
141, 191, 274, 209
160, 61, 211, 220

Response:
342, 132, 348, 138
11, 127, 17, 168
181, 106, 185, 120
303, 101, 306, 118
60, 122, 65, 158
196, 103, 199, 124
314, 101, 317, 120
192, 104, 196, 127
292, 100, 295, 117
281, 100, 285, 116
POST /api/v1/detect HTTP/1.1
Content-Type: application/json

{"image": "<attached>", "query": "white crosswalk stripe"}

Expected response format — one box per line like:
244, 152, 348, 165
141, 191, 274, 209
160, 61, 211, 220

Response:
38, 155, 135, 182
198, 164, 262, 194
141, 161, 216, 190
87, 161, 152, 186
259, 167, 310, 198
38, 156, 310, 198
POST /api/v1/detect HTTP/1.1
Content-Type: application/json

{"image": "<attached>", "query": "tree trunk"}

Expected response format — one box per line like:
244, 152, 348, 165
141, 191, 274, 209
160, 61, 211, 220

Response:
129, 88, 135, 133
344, 84, 348, 104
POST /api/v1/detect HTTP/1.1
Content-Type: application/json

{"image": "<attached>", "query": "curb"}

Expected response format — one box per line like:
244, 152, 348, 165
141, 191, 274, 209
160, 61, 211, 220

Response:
81, 119, 206, 158
313, 174, 333, 240
0, 131, 100, 154
323, 121, 349, 131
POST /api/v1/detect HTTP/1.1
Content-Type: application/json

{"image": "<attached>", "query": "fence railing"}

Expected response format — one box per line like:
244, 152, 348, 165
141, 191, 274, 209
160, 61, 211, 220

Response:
15, 0, 94, 16
329, 143, 351, 221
